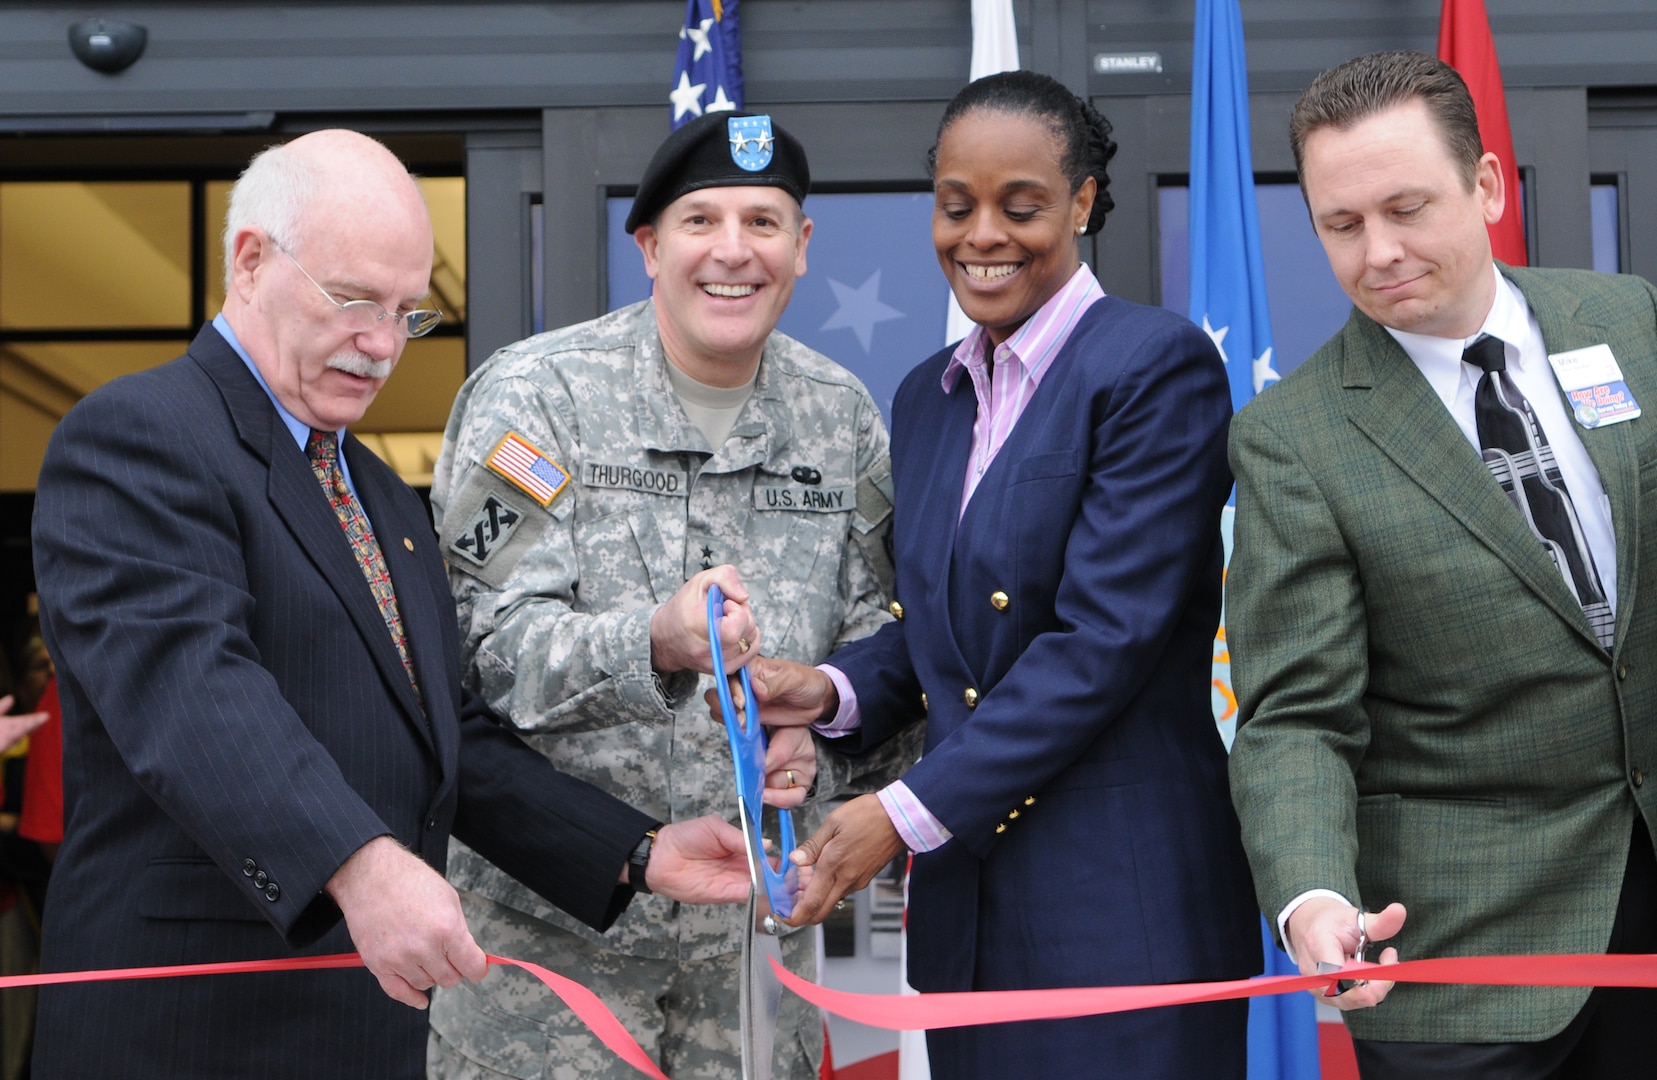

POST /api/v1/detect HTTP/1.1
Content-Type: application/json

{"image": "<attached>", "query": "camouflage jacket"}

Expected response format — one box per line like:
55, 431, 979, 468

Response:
430, 300, 910, 960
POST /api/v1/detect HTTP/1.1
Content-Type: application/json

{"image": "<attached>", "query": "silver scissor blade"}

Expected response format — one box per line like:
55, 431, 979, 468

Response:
735, 800, 783, 1080
739, 887, 784, 1080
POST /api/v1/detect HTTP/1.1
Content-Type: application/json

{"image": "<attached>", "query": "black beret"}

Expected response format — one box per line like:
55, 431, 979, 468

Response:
624, 111, 810, 233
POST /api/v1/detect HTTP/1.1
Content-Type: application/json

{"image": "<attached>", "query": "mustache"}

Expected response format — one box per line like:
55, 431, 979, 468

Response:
327, 351, 394, 379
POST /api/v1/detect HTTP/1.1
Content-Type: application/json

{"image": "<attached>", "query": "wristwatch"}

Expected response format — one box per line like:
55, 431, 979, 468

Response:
628, 828, 659, 894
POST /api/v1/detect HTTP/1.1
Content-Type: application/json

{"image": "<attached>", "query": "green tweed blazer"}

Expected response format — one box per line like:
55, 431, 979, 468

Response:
1228, 265, 1657, 1043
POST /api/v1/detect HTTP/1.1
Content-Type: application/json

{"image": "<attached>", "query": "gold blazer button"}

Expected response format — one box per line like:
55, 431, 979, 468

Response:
920, 692, 929, 711
963, 687, 979, 708
403, 537, 415, 551
990, 590, 1009, 611
889, 600, 905, 620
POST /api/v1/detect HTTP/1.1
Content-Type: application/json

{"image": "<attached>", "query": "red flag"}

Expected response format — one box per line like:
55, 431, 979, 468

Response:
1438, 0, 1527, 265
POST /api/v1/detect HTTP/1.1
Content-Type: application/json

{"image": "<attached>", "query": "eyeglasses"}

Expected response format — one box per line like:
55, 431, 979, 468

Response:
275, 243, 444, 338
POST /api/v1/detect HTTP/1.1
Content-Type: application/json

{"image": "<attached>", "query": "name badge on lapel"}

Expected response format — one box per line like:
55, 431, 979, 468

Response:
1547, 344, 1641, 429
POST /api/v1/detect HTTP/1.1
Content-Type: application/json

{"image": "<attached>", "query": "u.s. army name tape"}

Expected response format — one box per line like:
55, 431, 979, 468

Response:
8, 950, 1657, 1077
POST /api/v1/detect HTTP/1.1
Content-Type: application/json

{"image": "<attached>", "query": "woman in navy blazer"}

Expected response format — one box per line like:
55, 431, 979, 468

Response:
736, 72, 1259, 1077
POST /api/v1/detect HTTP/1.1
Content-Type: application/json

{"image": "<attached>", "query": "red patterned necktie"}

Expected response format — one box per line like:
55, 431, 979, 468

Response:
305, 429, 424, 701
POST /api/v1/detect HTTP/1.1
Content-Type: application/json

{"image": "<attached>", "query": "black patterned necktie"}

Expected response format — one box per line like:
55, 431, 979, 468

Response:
306, 429, 424, 701
1464, 334, 1614, 648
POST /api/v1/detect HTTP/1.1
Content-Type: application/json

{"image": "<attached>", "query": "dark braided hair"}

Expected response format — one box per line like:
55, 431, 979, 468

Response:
926, 70, 1118, 235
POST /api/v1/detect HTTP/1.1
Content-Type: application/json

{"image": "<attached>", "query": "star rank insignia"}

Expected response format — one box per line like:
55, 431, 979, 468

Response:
728, 115, 774, 172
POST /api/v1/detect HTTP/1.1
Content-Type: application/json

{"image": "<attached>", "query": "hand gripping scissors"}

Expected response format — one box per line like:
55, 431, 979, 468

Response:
707, 584, 800, 1080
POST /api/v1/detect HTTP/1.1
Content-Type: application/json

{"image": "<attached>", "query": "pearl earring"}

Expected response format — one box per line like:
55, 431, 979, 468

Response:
1077, 225, 1086, 236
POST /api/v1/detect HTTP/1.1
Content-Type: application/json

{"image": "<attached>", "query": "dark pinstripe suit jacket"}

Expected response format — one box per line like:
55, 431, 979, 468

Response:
30, 325, 654, 1078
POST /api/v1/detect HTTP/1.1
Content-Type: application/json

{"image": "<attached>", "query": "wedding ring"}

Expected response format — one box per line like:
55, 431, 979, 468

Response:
738, 636, 751, 653
786, 770, 796, 789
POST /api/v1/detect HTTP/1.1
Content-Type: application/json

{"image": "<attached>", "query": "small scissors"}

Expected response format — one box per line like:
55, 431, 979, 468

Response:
1319, 908, 1369, 996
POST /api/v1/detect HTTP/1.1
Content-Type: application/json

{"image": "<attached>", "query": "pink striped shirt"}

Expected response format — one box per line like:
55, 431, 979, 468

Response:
817, 264, 1105, 853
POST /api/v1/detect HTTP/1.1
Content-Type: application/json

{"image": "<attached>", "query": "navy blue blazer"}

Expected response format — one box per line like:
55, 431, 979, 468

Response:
30, 326, 654, 1079
828, 297, 1260, 995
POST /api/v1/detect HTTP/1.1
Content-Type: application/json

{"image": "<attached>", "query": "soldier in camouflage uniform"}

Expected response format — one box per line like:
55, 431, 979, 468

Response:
426, 112, 909, 1079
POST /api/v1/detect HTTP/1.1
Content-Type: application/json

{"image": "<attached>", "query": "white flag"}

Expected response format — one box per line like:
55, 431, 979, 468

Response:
944, 0, 1022, 346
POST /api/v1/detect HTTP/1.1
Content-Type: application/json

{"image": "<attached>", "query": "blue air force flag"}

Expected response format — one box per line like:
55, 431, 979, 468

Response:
670, 0, 743, 129
1189, 0, 1280, 415
1192, 8, 1318, 1078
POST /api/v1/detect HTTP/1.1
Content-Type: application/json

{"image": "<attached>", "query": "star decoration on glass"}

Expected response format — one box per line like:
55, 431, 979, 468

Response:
820, 269, 905, 354
670, 70, 707, 122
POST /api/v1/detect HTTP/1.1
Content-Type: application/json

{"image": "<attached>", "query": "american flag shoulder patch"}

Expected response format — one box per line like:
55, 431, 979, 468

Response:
485, 432, 569, 507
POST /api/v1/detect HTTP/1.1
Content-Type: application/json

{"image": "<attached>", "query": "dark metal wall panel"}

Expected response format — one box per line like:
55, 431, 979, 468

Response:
465, 131, 542, 368
0, 1, 973, 118
1513, 87, 1593, 271
1589, 102, 1657, 284
1083, 0, 1657, 99
4, 1, 1653, 121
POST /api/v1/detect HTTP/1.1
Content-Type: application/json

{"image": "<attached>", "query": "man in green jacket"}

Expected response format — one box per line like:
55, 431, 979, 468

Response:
1229, 50, 1657, 1077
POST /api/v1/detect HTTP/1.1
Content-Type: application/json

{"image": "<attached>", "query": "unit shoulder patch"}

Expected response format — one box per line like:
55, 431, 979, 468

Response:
450, 493, 524, 568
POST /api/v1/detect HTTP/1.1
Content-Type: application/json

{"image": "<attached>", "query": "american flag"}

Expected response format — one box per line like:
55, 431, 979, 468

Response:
486, 433, 568, 507
668, 0, 742, 129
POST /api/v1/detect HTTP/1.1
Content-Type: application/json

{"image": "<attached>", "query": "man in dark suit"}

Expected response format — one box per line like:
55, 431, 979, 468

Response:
29, 129, 753, 1079
1229, 51, 1657, 1077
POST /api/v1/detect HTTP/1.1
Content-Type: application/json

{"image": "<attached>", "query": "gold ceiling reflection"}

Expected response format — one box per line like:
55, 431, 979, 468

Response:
0, 175, 466, 492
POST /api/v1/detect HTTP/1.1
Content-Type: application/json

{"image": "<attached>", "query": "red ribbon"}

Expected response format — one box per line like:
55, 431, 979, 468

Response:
9, 950, 1657, 1077
0, 953, 669, 1080
769, 953, 1657, 1031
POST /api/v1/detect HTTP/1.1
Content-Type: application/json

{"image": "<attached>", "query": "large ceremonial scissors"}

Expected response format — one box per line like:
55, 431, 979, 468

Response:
707, 584, 800, 1080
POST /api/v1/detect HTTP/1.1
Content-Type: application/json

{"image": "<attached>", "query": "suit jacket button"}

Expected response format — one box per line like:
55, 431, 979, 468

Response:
990, 590, 1009, 612
1008, 809, 1019, 819
889, 600, 905, 620
1024, 796, 1036, 806
963, 687, 979, 708
263, 882, 281, 902
241, 858, 256, 877
1619, 663, 1629, 681
253, 870, 268, 888
428, 818, 438, 830
920, 693, 928, 711
1634, 769, 1646, 788
994, 823, 1006, 834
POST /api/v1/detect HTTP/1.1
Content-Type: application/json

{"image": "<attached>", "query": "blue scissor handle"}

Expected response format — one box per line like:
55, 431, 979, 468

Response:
708, 584, 798, 919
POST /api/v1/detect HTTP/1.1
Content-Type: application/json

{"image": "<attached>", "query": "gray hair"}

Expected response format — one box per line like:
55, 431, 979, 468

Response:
222, 141, 318, 291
